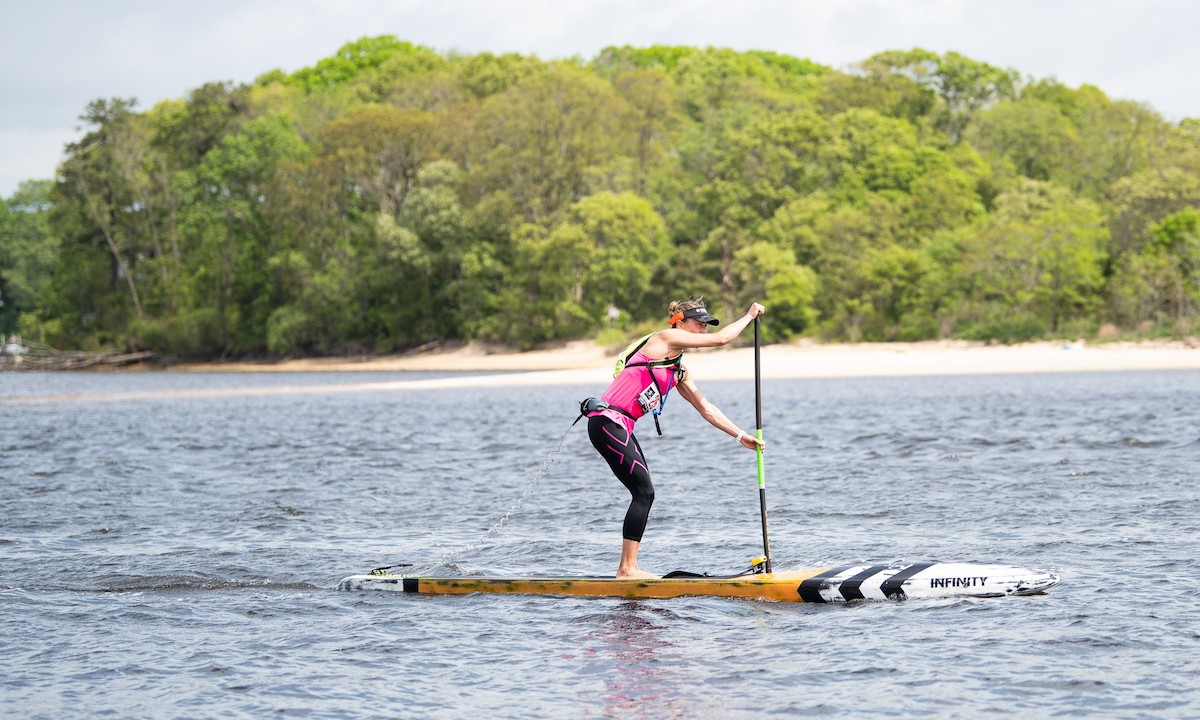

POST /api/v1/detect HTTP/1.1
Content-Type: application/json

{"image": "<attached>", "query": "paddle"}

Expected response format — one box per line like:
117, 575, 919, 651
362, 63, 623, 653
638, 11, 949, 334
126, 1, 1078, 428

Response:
754, 316, 773, 573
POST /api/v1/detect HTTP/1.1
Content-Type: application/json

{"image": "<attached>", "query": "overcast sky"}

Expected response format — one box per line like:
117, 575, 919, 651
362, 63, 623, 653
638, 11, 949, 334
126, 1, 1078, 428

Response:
3, 0, 1198, 198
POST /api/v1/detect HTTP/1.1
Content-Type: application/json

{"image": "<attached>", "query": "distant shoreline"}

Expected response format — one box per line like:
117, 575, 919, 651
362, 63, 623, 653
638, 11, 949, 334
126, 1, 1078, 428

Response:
4, 339, 1197, 405
163, 338, 1200, 380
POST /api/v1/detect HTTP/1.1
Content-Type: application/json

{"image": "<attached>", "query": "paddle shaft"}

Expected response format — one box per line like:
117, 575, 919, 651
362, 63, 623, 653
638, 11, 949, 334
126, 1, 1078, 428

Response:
754, 317, 772, 573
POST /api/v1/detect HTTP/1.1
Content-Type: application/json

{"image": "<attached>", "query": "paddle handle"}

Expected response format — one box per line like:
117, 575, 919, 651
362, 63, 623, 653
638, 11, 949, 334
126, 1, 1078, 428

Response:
754, 317, 772, 573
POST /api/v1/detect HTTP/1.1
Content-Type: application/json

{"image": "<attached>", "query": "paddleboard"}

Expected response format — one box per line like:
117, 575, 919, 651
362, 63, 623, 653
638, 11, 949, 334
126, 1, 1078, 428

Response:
338, 561, 1059, 602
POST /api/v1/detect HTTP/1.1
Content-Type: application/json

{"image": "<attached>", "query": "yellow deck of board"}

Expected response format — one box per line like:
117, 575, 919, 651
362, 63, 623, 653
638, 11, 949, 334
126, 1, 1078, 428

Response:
361, 569, 832, 601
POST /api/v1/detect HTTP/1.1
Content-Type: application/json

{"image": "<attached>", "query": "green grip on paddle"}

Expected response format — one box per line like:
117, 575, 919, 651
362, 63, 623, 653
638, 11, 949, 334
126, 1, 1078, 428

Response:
755, 429, 765, 488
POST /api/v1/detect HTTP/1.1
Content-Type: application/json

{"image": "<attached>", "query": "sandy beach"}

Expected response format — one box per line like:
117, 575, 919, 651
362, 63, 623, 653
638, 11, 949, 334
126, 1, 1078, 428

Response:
165, 338, 1200, 389
7, 338, 1196, 404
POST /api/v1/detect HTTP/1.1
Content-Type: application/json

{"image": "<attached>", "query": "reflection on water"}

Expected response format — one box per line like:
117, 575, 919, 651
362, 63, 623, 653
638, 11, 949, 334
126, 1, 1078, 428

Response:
582, 603, 688, 719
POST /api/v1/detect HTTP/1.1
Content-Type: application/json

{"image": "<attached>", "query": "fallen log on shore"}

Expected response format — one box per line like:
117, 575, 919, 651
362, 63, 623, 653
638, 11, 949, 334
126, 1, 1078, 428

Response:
0, 349, 159, 371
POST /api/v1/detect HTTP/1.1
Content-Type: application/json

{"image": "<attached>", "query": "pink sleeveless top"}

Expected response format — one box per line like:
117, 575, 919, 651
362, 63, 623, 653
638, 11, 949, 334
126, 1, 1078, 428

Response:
590, 349, 683, 434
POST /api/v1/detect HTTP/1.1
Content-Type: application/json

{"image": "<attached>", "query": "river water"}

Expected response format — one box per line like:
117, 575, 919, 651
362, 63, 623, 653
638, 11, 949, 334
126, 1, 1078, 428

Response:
2, 368, 1198, 718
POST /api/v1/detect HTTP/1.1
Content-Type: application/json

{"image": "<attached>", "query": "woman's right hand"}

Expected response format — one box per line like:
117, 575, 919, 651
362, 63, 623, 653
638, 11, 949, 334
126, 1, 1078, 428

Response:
747, 302, 766, 319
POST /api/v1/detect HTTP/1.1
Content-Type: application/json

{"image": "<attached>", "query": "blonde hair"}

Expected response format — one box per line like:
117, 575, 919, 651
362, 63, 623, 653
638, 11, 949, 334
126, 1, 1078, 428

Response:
668, 296, 707, 326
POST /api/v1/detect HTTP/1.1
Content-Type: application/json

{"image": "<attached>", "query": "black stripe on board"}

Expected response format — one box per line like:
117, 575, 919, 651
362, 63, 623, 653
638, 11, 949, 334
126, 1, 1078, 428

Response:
838, 564, 891, 601
879, 562, 937, 599
797, 565, 860, 603
403, 578, 419, 593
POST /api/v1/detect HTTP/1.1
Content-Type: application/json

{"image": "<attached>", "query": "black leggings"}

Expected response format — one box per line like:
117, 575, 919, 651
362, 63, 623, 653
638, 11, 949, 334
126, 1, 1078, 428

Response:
588, 415, 655, 542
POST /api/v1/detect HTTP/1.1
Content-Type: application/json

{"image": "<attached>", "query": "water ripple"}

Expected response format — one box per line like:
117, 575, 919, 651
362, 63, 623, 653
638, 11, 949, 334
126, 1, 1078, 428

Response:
1, 369, 1198, 717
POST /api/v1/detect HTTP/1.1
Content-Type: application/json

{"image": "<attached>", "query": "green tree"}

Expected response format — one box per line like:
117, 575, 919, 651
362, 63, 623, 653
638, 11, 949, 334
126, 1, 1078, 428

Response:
820, 54, 938, 122
591, 45, 696, 78
489, 192, 669, 346
1023, 80, 1168, 191
314, 104, 445, 219
903, 160, 986, 238
688, 109, 827, 312
466, 68, 628, 223
49, 98, 155, 348
732, 241, 818, 339
183, 112, 310, 354
456, 51, 545, 98
0, 181, 57, 334
955, 180, 1108, 338
398, 160, 476, 339
968, 98, 1079, 183
795, 194, 905, 339
151, 82, 250, 167
671, 48, 792, 120
1109, 208, 1200, 333
867, 49, 1018, 143
935, 51, 1020, 143
857, 244, 930, 340
612, 69, 685, 193
19, 42, 1188, 354
1160, 119, 1200, 177
1107, 167, 1200, 261
819, 108, 950, 205
284, 36, 441, 92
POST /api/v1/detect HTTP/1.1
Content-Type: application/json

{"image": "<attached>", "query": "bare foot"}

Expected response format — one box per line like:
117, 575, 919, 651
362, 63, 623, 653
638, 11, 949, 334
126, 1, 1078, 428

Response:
616, 567, 660, 579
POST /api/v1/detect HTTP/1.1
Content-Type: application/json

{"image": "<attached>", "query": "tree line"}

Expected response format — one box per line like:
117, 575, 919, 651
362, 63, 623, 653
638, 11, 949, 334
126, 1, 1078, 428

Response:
1, 37, 1198, 357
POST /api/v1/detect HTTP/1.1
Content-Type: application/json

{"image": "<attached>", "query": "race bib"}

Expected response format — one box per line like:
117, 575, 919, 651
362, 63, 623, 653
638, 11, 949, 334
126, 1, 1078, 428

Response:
636, 383, 662, 413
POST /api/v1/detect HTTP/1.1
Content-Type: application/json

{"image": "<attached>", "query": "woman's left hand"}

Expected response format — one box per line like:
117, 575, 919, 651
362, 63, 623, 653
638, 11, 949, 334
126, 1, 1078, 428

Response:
738, 433, 765, 451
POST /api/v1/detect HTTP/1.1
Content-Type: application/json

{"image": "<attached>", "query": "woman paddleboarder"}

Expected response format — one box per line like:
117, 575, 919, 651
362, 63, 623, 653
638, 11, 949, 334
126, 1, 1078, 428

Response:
585, 298, 766, 579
